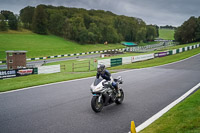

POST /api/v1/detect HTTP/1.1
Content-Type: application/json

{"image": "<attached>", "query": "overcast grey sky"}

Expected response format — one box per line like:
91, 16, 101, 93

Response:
0, 0, 200, 26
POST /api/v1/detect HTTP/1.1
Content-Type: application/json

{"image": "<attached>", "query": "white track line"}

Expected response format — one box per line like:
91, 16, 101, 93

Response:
1, 53, 200, 95
134, 82, 200, 132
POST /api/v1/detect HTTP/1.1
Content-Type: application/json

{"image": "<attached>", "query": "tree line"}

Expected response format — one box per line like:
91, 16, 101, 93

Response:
1, 4, 159, 44
160, 25, 176, 29
174, 16, 200, 44
0, 10, 19, 31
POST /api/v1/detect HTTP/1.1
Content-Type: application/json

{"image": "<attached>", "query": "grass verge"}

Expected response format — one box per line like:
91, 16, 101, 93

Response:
140, 88, 200, 133
0, 46, 200, 92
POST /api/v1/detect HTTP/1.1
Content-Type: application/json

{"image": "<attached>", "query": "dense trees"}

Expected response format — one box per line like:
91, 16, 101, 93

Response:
32, 5, 48, 34
0, 14, 8, 31
19, 5, 159, 44
1, 10, 14, 20
8, 14, 18, 30
160, 25, 176, 29
146, 25, 158, 41
174, 16, 200, 43
20, 6, 35, 29
0, 10, 18, 31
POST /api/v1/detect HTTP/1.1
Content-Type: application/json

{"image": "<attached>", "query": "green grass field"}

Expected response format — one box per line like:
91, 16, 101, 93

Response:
159, 28, 175, 40
0, 30, 125, 60
140, 88, 200, 133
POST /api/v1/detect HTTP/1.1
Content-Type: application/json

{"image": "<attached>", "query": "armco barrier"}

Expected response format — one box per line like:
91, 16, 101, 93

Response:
98, 54, 154, 67
97, 44, 200, 68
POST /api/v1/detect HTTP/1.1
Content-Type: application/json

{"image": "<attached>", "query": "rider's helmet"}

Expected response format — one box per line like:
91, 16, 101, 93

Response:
97, 64, 105, 74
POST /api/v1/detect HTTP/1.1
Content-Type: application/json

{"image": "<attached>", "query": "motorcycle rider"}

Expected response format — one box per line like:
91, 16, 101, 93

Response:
96, 64, 121, 97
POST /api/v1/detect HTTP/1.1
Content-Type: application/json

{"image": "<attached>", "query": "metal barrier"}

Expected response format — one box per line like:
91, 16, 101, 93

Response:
60, 65, 66, 71
72, 61, 91, 72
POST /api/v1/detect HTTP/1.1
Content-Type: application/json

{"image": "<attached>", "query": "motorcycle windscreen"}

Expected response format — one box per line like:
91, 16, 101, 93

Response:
93, 78, 103, 86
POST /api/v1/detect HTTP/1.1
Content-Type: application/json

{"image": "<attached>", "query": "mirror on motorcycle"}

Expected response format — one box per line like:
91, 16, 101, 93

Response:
117, 76, 123, 84
117, 76, 122, 80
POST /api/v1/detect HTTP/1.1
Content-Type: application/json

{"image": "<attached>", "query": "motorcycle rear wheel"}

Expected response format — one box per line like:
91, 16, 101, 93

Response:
91, 96, 104, 113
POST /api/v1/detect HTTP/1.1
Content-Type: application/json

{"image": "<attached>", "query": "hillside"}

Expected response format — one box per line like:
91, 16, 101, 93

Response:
0, 31, 125, 60
159, 28, 175, 40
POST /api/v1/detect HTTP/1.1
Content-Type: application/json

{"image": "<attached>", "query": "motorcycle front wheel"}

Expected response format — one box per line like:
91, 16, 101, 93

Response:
115, 89, 124, 104
91, 96, 104, 113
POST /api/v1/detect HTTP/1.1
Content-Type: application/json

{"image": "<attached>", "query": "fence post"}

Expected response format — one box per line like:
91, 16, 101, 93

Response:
89, 61, 90, 71
72, 63, 74, 72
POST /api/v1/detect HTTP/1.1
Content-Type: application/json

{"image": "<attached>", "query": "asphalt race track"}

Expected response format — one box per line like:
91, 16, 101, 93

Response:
0, 54, 200, 133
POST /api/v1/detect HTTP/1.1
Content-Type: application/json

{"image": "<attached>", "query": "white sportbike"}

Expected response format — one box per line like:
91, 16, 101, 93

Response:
90, 76, 124, 112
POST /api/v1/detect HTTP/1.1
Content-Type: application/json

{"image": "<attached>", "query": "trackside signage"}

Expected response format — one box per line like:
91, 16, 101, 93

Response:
38, 65, 60, 74
122, 56, 132, 64
155, 52, 169, 57
132, 54, 154, 62
0, 70, 16, 79
17, 69, 33, 76
98, 59, 111, 67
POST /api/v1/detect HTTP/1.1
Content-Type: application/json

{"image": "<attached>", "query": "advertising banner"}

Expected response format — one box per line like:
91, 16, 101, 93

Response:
111, 58, 122, 67
16, 69, 33, 76
132, 54, 154, 62
122, 56, 132, 64
98, 59, 111, 67
155, 52, 168, 57
0, 70, 16, 79
38, 65, 60, 74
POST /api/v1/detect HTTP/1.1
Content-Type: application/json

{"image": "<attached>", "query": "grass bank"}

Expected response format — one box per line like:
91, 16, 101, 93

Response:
0, 46, 200, 92
140, 88, 200, 133
0, 31, 125, 60
159, 29, 175, 40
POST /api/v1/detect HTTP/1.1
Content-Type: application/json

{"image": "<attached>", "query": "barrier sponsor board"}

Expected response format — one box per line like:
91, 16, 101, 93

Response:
111, 58, 122, 67
98, 59, 111, 67
0, 70, 16, 79
122, 56, 132, 64
155, 52, 168, 57
38, 65, 60, 74
0, 68, 37, 79
132, 54, 154, 62
16, 69, 33, 76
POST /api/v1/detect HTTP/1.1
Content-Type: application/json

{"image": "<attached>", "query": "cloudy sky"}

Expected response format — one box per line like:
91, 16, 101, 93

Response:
0, 0, 200, 26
